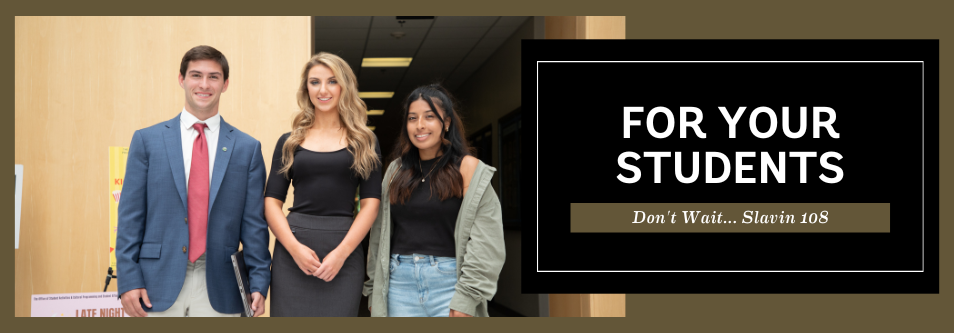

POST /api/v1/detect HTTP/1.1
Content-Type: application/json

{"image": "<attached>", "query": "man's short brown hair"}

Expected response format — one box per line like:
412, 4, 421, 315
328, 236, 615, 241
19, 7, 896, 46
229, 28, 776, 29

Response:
179, 45, 229, 80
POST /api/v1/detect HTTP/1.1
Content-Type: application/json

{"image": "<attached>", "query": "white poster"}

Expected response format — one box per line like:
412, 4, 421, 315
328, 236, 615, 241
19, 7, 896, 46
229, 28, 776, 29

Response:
15, 164, 23, 249
31, 292, 128, 317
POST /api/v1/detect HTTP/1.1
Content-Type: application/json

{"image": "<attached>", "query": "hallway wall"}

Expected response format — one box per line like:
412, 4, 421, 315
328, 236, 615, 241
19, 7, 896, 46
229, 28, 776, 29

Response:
453, 17, 542, 316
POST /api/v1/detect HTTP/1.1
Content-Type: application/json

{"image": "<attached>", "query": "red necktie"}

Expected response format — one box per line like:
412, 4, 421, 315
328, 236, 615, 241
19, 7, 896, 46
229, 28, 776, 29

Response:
188, 123, 209, 263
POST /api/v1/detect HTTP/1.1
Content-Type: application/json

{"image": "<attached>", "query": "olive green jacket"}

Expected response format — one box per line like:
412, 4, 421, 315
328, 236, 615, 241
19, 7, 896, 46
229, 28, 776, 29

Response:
363, 158, 506, 317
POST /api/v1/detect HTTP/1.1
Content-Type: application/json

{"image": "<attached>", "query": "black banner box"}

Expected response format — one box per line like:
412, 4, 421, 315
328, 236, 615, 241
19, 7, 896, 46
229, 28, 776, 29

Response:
520, 40, 938, 293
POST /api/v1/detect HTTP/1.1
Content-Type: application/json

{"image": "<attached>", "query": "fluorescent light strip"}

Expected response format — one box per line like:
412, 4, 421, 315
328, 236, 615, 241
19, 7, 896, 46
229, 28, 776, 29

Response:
367, 110, 385, 116
362, 57, 413, 67
359, 92, 394, 99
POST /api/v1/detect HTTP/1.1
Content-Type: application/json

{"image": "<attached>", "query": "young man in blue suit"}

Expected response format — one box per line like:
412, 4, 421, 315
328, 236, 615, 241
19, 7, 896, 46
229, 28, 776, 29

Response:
117, 45, 271, 317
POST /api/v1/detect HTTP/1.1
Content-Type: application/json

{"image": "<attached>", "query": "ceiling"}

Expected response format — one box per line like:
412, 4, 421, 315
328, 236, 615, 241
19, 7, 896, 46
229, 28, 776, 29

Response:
311, 16, 531, 158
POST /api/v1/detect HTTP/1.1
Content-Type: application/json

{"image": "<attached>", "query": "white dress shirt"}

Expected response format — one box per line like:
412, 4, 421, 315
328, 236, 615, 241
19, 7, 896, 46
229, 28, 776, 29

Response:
180, 108, 220, 186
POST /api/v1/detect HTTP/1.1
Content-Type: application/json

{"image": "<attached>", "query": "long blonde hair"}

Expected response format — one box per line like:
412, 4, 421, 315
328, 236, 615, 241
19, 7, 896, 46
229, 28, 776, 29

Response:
279, 52, 379, 179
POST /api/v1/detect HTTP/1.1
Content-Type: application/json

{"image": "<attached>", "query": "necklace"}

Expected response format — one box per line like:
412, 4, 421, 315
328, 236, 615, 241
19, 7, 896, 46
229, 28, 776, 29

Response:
419, 158, 440, 183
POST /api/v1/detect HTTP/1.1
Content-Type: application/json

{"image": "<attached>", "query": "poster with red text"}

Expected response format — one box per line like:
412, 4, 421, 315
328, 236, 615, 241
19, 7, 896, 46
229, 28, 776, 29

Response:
31, 292, 127, 317
108, 147, 127, 273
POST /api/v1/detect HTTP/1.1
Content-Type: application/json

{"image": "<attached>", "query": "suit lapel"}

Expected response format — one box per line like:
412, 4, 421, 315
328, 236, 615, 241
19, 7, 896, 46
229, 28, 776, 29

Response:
209, 118, 235, 214
162, 116, 188, 211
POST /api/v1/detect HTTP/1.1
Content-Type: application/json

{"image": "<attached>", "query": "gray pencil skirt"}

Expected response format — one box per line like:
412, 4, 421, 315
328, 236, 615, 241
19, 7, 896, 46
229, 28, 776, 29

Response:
270, 213, 365, 317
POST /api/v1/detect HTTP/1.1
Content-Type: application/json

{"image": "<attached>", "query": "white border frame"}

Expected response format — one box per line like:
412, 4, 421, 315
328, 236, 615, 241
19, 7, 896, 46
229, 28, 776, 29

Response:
535, 61, 925, 273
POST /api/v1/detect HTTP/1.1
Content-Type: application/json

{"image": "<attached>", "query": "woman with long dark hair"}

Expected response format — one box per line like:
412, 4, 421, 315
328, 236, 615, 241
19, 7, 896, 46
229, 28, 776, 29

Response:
363, 84, 505, 317
265, 52, 381, 316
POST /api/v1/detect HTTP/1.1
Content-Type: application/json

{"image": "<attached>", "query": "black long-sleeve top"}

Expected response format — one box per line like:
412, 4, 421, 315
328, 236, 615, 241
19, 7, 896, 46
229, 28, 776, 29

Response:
264, 132, 382, 217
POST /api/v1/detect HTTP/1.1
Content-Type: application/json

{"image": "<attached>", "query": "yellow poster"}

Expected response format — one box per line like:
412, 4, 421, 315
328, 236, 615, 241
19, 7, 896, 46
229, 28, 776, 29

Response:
108, 147, 128, 273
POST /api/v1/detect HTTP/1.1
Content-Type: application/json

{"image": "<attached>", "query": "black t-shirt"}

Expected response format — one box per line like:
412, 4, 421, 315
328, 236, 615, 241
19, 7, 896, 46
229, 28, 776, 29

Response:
390, 158, 463, 258
264, 132, 382, 217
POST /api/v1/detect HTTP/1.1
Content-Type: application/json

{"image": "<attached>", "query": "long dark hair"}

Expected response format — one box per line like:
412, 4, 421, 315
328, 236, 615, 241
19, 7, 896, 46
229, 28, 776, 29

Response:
388, 83, 472, 204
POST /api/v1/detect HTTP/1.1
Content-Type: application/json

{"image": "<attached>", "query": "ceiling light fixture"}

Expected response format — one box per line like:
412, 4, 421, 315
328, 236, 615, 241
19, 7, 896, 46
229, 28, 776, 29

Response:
367, 110, 385, 116
395, 16, 434, 28
359, 92, 395, 99
361, 57, 413, 67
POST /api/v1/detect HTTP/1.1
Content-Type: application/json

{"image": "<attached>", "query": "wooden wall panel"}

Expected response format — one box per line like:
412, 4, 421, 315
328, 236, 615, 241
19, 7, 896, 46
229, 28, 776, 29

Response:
545, 16, 580, 39
551, 294, 625, 317
549, 294, 583, 317
585, 294, 626, 317
545, 16, 625, 39
583, 16, 626, 39
14, 16, 310, 317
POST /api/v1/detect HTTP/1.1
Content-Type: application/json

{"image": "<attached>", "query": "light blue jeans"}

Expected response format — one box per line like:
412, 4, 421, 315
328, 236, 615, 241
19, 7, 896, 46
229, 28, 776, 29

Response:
387, 253, 457, 317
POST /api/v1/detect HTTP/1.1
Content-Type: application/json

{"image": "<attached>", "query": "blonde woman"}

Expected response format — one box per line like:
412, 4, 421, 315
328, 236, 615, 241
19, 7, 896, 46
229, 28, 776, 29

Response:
265, 52, 381, 317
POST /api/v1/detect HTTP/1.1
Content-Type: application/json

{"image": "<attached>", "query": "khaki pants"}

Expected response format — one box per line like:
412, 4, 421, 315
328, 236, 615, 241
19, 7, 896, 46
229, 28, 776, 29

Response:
149, 254, 240, 317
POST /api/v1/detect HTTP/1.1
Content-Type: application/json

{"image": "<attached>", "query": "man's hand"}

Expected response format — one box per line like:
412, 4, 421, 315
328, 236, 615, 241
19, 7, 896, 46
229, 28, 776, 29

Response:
120, 288, 152, 317
250, 292, 265, 317
449, 309, 473, 317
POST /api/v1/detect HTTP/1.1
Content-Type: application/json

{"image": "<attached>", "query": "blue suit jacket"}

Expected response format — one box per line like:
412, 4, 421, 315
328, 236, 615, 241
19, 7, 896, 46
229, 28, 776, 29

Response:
116, 114, 271, 314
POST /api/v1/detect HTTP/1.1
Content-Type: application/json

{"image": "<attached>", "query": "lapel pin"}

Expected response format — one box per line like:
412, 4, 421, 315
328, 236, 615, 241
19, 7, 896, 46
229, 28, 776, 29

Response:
222, 147, 227, 152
